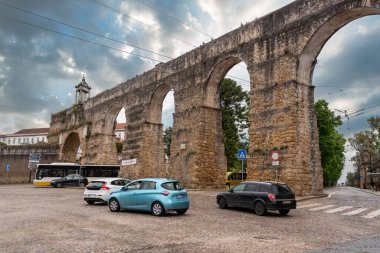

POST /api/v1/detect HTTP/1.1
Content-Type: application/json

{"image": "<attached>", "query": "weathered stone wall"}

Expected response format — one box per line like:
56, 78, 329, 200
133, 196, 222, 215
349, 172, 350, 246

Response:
49, 0, 380, 195
0, 145, 58, 184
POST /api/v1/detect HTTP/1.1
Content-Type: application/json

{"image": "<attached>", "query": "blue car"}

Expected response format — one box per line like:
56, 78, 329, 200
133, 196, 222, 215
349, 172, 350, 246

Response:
107, 178, 190, 216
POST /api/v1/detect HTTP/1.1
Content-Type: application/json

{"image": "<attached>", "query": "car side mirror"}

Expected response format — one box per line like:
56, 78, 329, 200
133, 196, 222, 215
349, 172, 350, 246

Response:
122, 186, 128, 191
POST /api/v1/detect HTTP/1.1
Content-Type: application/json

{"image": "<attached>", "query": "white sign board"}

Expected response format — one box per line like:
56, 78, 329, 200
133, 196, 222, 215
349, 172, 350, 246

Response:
272, 161, 279, 166
121, 159, 137, 166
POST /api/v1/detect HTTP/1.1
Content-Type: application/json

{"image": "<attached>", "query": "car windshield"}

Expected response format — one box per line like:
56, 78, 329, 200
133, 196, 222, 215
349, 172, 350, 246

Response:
161, 181, 184, 191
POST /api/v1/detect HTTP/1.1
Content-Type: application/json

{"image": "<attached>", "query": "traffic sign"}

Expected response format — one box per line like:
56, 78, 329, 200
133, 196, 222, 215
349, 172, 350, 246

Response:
29, 154, 41, 163
6, 163, 10, 172
238, 150, 247, 160
270, 151, 280, 161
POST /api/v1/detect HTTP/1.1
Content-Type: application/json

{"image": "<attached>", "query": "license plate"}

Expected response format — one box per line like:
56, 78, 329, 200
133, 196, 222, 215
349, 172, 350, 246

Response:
283, 201, 291, 204
88, 194, 96, 198
177, 194, 183, 199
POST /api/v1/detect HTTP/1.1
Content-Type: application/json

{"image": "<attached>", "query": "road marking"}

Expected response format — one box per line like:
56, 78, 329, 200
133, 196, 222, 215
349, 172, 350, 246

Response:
342, 207, 369, 216
326, 191, 339, 199
309, 205, 336, 211
297, 203, 322, 209
324, 206, 352, 213
362, 209, 380, 219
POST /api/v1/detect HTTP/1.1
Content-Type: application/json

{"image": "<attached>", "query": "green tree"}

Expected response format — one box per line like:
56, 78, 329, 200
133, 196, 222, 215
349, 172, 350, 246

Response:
116, 141, 123, 153
163, 127, 172, 158
315, 99, 346, 186
220, 78, 249, 170
0, 142, 6, 147
348, 117, 380, 177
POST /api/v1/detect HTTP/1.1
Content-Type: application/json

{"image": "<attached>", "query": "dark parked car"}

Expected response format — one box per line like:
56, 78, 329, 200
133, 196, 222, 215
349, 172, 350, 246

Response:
51, 174, 88, 188
216, 181, 296, 215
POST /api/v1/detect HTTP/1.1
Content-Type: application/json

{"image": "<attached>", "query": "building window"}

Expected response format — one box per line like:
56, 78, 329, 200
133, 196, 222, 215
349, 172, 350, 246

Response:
13, 138, 15, 144
31, 138, 34, 144
18, 138, 21, 144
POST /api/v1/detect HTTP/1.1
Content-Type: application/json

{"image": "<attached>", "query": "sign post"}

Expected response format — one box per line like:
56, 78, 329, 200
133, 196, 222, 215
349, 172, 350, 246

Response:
238, 149, 247, 182
270, 151, 280, 181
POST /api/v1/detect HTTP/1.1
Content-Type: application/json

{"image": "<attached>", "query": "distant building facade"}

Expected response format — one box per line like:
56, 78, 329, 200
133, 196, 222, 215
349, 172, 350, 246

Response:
115, 123, 126, 141
1, 128, 49, 146
1, 124, 126, 146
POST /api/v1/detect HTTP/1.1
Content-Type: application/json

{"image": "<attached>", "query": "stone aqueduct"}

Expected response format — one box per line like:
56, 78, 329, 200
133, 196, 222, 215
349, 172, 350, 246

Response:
49, 0, 380, 195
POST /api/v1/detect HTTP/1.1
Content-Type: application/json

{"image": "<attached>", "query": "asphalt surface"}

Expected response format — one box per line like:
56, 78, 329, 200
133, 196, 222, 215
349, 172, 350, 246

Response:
0, 185, 379, 253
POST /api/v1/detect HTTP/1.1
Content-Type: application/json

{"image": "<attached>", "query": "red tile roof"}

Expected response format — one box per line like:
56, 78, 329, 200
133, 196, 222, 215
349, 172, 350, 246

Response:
116, 123, 126, 130
13, 128, 50, 135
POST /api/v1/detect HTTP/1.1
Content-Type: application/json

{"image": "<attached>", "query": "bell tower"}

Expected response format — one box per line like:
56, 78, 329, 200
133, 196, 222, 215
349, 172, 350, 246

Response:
75, 75, 91, 104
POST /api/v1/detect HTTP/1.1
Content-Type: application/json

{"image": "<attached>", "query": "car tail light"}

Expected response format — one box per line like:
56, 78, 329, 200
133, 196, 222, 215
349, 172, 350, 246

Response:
101, 183, 110, 190
161, 191, 170, 196
268, 193, 276, 203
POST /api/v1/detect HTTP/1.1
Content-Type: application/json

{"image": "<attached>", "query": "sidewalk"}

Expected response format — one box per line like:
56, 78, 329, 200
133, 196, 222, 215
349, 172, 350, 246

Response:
349, 186, 380, 197
296, 193, 328, 202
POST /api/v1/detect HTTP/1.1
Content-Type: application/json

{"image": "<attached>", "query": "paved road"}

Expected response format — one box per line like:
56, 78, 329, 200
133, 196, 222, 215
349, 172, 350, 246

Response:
0, 185, 379, 252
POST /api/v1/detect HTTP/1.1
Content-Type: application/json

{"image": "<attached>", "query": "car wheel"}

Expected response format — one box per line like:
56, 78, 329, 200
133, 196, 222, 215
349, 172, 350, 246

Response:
279, 209, 290, 215
86, 200, 95, 205
109, 198, 120, 212
176, 209, 188, 215
254, 201, 266, 216
56, 182, 62, 188
79, 182, 85, 187
151, 202, 165, 216
218, 197, 228, 209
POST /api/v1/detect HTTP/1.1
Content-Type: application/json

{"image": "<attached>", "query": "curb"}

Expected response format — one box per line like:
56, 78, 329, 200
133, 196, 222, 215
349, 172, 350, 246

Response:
296, 194, 328, 202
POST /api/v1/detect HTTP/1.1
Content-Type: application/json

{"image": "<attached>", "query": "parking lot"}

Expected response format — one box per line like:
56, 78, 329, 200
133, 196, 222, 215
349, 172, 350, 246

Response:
0, 185, 379, 253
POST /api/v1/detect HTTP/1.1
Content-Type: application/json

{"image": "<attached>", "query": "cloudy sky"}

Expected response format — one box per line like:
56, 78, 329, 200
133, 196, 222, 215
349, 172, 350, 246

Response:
1, 0, 379, 180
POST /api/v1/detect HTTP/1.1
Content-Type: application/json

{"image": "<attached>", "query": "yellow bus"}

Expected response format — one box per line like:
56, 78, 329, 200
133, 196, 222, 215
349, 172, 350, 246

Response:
226, 171, 247, 188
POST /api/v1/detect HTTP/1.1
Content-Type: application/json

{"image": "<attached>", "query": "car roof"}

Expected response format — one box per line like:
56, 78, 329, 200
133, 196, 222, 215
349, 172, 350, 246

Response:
91, 178, 129, 182
244, 181, 287, 185
130, 178, 179, 183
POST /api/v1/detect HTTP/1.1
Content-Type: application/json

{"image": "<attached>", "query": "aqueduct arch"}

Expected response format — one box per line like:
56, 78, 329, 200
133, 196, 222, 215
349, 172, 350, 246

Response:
49, 0, 380, 195
61, 132, 80, 162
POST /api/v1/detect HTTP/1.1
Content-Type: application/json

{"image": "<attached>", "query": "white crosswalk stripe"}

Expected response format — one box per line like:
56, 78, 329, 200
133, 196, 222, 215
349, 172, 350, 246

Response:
309, 205, 336, 211
362, 209, 380, 219
297, 203, 322, 209
342, 207, 369, 216
324, 206, 352, 213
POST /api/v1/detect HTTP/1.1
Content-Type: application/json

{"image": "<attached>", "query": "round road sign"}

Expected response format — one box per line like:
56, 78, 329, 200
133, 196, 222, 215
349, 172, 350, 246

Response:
271, 151, 280, 161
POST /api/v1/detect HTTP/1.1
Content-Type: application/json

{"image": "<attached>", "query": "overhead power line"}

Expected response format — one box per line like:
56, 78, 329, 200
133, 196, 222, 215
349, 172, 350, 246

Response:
0, 1, 173, 60
133, 0, 213, 39
0, 15, 163, 63
91, 0, 196, 48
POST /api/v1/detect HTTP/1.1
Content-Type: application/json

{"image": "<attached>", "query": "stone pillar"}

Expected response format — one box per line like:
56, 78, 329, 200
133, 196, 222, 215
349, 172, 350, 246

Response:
139, 122, 165, 178
248, 80, 323, 195
84, 134, 118, 165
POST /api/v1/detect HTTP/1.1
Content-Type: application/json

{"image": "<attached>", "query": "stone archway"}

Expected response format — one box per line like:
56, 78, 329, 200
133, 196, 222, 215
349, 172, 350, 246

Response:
61, 132, 80, 162
297, 8, 380, 85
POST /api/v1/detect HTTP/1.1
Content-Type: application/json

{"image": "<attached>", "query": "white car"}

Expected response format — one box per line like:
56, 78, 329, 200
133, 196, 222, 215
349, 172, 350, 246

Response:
84, 178, 130, 204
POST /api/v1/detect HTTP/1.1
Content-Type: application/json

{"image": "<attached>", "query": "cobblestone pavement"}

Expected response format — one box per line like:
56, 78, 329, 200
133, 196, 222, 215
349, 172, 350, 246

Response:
0, 185, 378, 253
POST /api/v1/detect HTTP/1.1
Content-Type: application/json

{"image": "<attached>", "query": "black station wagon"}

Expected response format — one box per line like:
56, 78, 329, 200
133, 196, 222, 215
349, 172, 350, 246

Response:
216, 181, 296, 215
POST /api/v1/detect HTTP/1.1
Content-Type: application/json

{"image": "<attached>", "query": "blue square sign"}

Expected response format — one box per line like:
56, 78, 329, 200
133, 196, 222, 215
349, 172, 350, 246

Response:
238, 149, 247, 160
6, 163, 10, 172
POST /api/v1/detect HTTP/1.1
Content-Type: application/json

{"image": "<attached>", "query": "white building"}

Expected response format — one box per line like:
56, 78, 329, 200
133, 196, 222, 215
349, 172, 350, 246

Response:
1, 123, 126, 146
2, 128, 49, 146
115, 123, 126, 141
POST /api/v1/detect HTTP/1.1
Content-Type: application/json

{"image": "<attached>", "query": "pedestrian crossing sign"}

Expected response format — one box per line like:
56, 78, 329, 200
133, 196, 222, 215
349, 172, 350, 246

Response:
238, 149, 247, 160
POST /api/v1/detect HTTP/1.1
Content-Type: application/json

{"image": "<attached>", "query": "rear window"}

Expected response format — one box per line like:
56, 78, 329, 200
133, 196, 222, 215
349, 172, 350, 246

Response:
275, 184, 292, 194
87, 181, 105, 188
161, 182, 184, 191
